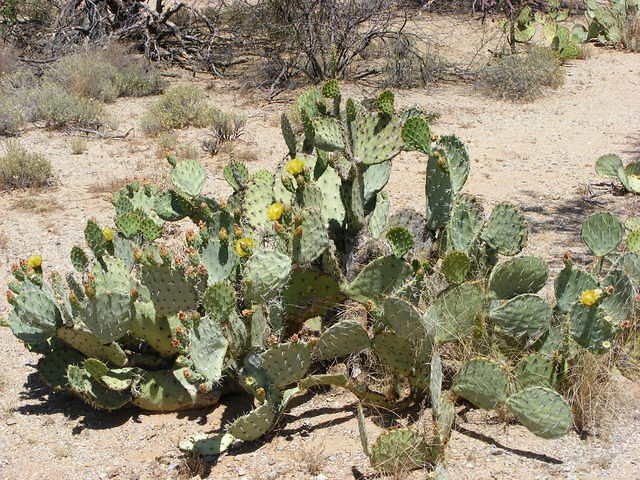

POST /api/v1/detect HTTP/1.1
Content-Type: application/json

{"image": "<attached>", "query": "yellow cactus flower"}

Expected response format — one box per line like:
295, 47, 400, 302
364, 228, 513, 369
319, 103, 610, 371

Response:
579, 288, 602, 306
27, 255, 42, 269
234, 238, 254, 257
102, 228, 115, 242
286, 158, 305, 175
266, 202, 285, 221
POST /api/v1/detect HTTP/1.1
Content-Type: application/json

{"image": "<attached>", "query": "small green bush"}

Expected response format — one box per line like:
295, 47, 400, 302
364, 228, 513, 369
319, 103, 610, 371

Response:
33, 83, 107, 130
0, 140, 52, 189
69, 137, 88, 155
141, 85, 218, 136
383, 34, 448, 89
477, 47, 564, 102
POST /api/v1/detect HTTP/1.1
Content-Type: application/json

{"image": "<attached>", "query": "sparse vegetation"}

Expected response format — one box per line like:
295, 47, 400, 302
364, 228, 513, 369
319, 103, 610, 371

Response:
69, 137, 87, 155
0, 140, 52, 189
210, 109, 246, 142
141, 85, 218, 135
477, 47, 564, 102
12, 196, 63, 214
383, 33, 448, 89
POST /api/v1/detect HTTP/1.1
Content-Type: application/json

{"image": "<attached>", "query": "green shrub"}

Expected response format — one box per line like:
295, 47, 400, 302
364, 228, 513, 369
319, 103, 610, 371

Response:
69, 137, 88, 155
33, 83, 107, 130
141, 85, 218, 135
477, 47, 564, 102
0, 140, 52, 189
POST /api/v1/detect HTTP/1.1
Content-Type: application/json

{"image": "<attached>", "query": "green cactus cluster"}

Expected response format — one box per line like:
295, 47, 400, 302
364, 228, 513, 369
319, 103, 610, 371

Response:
595, 153, 640, 194
4, 81, 639, 477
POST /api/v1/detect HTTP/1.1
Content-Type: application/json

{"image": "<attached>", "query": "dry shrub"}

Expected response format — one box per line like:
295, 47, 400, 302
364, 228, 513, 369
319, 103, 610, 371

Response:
141, 85, 218, 136
560, 350, 617, 436
0, 45, 18, 76
12, 196, 63, 214
69, 137, 87, 155
477, 46, 564, 102
33, 83, 107, 130
0, 140, 53, 190
44, 44, 166, 102
299, 442, 326, 476
622, 15, 640, 51
211, 110, 246, 142
0, 70, 39, 136
383, 34, 448, 89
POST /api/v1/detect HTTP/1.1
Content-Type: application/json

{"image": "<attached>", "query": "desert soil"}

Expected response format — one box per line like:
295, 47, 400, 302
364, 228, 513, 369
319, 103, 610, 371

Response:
1, 13, 640, 480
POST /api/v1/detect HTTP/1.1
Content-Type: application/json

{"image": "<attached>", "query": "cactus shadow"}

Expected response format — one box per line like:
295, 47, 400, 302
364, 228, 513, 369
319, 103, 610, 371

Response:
17, 371, 135, 431
453, 424, 563, 464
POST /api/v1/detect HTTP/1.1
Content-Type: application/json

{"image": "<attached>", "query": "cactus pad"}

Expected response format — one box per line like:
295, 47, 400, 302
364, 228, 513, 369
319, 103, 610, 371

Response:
600, 270, 634, 325
261, 342, 312, 387
480, 203, 528, 256
452, 358, 508, 410
514, 354, 556, 390
57, 327, 128, 367
554, 262, 598, 313
383, 297, 428, 340
489, 257, 548, 299
370, 428, 434, 473
385, 227, 414, 258
353, 112, 404, 165
283, 269, 343, 321
315, 320, 370, 360
427, 283, 485, 344
442, 250, 470, 284
581, 212, 623, 256
506, 387, 572, 439
489, 294, 552, 344
570, 303, 615, 354
344, 256, 411, 303
243, 250, 291, 303
171, 158, 206, 197
228, 402, 276, 441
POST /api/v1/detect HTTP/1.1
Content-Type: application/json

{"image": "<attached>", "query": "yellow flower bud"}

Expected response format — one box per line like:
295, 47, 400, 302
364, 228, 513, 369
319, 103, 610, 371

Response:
286, 158, 305, 175
579, 289, 602, 306
266, 202, 285, 221
27, 255, 42, 269
234, 238, 254, 257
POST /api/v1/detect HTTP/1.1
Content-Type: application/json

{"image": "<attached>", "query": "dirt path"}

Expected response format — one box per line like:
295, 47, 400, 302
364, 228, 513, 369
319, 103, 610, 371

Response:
1, 29, 640, 480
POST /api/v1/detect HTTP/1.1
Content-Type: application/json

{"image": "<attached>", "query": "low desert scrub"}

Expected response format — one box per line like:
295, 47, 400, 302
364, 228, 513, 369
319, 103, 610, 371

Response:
33, 83, 107, 130
0, 71, 39, 136
0, 140, 53, 190
477, 47, 564, 102
44, 45, 166, 103
12, 196, 63, 214
300, 442, 326, 476
141, 85, 218, 136
69, 137, 88, 155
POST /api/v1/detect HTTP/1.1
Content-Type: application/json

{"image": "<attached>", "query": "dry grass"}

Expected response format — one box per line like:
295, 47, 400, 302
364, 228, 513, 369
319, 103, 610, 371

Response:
299, 441, 326, 476
0, 45, 18, 76
0, 140, 53, 190
477, 46, 564, 102
560, 350, 617, 436
69, 137, 88, 155
12, 196, 63, 214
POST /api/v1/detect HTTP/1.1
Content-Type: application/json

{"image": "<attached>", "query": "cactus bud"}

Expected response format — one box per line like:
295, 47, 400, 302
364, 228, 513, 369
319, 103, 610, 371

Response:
160, 245, 169, 258
295, 174, 306, 187
84, 284, 96, 298
133, 248, 143, 261
183, 369, 192, 379
6, 290, 15, 303
274, 221, 283, 233
171, 339, 181, 348
234, 238, 254, 257
293, 226, 303, 237
290, 333, 299, 343
365, 300, 375, 311
185, 229, 196, 243
198, 383, 209, 393
267, 335, 278, 345
218, 227, 229, 242
69, 292, 78, 304
604, 285, 615, 295
198, 220, 207, 231
233, 224, 243, 237
178, 311, 187, 321
255, 387, 266, 402
198, 264, 208, 275
282, 175, 296, 193
130, 288, 138, 299
241, 309, 254, 317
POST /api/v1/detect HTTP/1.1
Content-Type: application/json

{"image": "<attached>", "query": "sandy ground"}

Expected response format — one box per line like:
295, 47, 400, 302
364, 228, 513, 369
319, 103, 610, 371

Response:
1, 13, 640, 480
